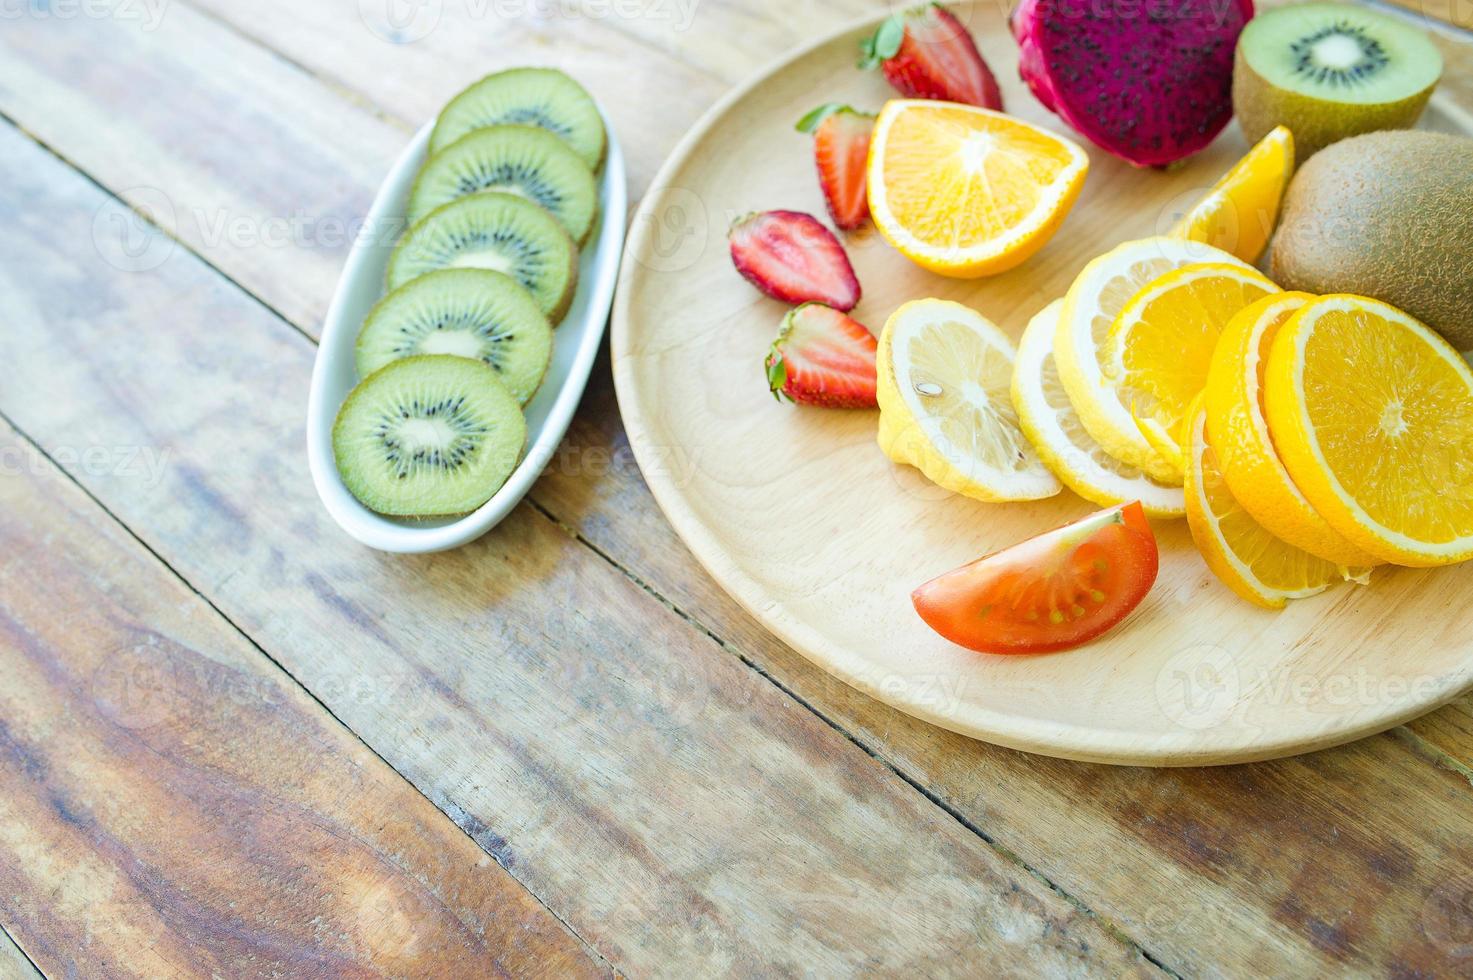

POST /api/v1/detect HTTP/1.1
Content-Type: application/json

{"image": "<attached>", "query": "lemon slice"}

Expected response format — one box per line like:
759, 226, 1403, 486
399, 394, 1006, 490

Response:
1204, 292, 1382, 567
1055, 237, 1253, 485
1265, 295, 1473, 566
1170, 125, 1294, 265
1012, 299, 1185, 517
1105, 262, 1279, 478
867, 100, 1089, 278
877, 298, 1060, 502
1184, 398, 1356, 609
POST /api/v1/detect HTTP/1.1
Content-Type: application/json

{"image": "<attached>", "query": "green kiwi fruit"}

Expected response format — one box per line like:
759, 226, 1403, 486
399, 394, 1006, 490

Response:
356, 269, 554, 406
431, 67, 606, 171
1271, 130, 1473, 351
333, 355, 527, 517
388, 191, 578, 323
1234, 3, 1442, 159
408, 125, 598, 243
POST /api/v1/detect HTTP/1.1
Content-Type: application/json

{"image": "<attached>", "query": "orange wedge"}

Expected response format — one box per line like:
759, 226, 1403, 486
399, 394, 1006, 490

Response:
867, 100, 1088, 278
1170, 125, 1294, 265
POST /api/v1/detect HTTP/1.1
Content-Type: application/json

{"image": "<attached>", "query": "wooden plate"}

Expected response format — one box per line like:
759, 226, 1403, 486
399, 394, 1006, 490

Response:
611, 3, 1473, 765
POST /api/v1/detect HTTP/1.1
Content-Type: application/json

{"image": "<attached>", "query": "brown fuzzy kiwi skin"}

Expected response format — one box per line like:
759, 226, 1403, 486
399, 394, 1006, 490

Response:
1269, 131, 1473, 351
1233, 45, 1437, 160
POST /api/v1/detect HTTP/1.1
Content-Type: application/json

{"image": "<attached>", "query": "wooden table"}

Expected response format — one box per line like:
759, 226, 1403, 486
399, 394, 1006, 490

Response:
0, 1, 1470, 976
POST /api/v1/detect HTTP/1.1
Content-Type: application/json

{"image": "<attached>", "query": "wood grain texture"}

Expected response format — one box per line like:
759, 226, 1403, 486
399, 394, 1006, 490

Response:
0, 424, 602, 978
0, 0, 1468, 973
0, 123, 1158, 976
0, 929, 39, 980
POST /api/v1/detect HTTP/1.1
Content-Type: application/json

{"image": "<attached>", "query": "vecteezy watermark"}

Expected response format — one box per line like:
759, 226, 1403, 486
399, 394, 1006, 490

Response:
0, 0, 169, 30
90, 187, 408, 273
0, 442, 172, 489
1155, 642, 1240, 731
359, 0, 701, 43
1423, 876, 1473, 959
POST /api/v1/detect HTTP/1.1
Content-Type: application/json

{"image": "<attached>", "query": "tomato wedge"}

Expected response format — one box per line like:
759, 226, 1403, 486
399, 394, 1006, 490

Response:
912, 502, 1159, 654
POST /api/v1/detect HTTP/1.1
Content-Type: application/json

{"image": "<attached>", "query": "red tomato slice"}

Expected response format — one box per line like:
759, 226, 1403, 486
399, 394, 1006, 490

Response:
912, 502, 1159, 654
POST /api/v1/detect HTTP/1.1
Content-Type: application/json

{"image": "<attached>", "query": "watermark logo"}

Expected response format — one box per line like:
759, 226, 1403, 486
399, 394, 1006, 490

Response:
1155, 642, 1239, 730
1423, 876, 1473, 959
358, 0, 442, 42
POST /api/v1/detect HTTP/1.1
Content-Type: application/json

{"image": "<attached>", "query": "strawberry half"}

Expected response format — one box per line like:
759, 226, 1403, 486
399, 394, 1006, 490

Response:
728, 210, 861, 311
859, 3, 1003, 110
765, 303, 877, 409
796, 104, 874, 230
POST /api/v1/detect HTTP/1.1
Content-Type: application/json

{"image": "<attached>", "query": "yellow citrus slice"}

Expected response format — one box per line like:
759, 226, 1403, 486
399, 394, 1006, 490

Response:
1265, 295, 1473, 567
1011, 299, 1186, 518
1170, 125, 1294, 265
1204, 292, 1382, 567
1104, 262, 1279, 479
1185, 397, 1353, 609
878, 298, 1060, 502
1055, 237, 1253, 486
867, 100, 1088, 278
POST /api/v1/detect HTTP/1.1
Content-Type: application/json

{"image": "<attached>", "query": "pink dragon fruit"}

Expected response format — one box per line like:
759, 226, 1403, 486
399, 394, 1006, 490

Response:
1012, 0, 1254, 167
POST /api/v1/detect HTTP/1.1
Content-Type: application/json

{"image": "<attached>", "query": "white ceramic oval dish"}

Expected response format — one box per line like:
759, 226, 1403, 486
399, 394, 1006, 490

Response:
307, 111, 627, 553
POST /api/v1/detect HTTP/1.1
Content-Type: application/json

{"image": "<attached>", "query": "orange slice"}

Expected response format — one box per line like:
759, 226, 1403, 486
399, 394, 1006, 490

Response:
1265, 295, 1473, 566
1170, 126, 1294, 265
867, 100, 1088, 278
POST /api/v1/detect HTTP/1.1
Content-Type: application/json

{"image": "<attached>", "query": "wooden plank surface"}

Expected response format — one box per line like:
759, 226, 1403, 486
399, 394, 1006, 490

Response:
0, 121, 1158, 976
0, 0, 1468, 974
0, 424, 602, 977
0, 929, 39, 980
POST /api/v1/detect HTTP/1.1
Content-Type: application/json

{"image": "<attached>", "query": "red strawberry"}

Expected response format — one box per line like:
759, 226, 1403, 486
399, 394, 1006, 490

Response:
765, 303, 877, 409
728, 210, 861, 311
859, 3, 1002, 110
795, 104, 874, 230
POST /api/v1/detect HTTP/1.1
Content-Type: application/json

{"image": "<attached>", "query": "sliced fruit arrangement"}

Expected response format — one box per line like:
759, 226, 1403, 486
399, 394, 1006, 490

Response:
388, 191, 578, 321
1104, 261, 1279, 478
1012, 300, 1185, 518
407, 125, 598, 243
729, 210, 861, 311
866, 100, 1088, 278
430, 67, 607, 170
765, 304, 877, 408
859, 3, 1002, 109
913, 502, 1159, 654
335, 67, 606, 518
356, 269, 553, 408
333, 355, 527, 518
1054, 237, 1252, 484
1184, 398, 1359, 610
1271, 131, 1473, 352
1170, 126, 1294, 266
795, 104, 873, 230
1234, 2, 1442, 159
1204, 292, 1379, 567
878, 298, 1059, 502
1264, 295, 1473, 567
1011, 0, 1252, 166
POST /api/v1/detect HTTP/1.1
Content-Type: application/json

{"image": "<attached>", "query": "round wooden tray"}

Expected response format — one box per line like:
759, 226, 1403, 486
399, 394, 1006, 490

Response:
611, 3, 1473, 765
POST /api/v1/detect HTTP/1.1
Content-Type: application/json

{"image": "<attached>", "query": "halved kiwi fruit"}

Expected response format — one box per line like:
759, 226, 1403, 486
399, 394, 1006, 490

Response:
356, 269, 554, 406
388, 191, 577, 323
1234, 3, 1442, 158
334, 355, 527, 518
408, 125, 598, 243
431, 67, 606, 171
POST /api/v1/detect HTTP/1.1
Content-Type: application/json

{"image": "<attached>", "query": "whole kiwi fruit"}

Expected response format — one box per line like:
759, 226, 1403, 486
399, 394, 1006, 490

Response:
1270, 130, 1473, 351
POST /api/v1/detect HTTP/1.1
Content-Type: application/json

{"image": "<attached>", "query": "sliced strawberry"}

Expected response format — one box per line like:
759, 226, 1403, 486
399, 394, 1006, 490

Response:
796, 104, 874, 230
859, 3, 1002, 110
765, 303, 877, 409
728, 210, 861, 311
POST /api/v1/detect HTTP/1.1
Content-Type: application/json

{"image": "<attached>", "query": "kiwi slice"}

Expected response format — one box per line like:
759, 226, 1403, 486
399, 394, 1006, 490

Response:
408, 125, 598, 244
388, 191, 577, 323
1234, 3, 1442, 158
431, 67, 606, 171
356, 269, 553, 406
334, 355, 527, 517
